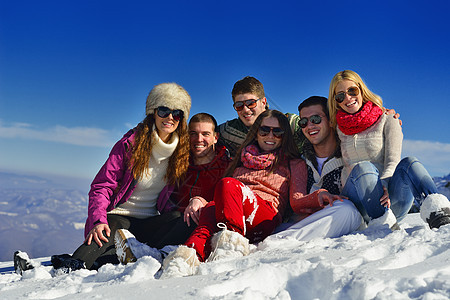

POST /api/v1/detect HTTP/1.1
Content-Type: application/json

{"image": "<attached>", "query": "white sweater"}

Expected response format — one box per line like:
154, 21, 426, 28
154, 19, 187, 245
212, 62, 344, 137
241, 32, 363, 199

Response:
338, 113, 403, 187
109, 131, 179, 218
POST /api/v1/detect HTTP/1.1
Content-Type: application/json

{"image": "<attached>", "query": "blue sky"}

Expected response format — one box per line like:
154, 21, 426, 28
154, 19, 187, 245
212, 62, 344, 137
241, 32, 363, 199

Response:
1, 0, 449, 181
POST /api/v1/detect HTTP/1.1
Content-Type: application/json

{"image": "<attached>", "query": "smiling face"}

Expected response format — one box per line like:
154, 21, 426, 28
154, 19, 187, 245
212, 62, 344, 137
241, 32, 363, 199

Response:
189, 121, 218, 165
154, 111, 180, 143
300, 104, 333, 148
257, 117, 282, 152
335, 80, 363, 114
234, 93, 267, 127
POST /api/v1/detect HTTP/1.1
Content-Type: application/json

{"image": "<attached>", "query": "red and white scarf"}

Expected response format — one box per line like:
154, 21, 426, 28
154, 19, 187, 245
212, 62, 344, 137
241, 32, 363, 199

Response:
241, 145, 276, 170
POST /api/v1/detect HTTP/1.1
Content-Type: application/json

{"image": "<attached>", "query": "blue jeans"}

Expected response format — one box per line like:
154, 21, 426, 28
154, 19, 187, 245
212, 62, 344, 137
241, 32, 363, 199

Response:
341, 157, 438, 223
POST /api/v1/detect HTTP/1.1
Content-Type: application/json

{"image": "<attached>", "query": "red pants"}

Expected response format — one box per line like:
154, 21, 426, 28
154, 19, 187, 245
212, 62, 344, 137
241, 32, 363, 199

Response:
184, 177, 280, 261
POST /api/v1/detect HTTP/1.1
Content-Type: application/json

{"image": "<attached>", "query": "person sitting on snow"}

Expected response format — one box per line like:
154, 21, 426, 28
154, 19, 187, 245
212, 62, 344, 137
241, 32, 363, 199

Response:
160, 110, 347, 278
113, 113, 232, 265
326, 70, 450, 229
268, 96, 364, 240
14, 83, 193, 274
264, 96, 402, 241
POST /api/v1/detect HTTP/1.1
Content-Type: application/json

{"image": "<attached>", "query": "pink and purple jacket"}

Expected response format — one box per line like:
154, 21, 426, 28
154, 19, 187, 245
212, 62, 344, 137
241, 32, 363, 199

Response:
84, 130, 137, 237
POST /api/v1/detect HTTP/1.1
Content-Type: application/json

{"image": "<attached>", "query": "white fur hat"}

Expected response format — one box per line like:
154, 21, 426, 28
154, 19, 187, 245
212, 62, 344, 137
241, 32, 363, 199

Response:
145, 83, 191, 119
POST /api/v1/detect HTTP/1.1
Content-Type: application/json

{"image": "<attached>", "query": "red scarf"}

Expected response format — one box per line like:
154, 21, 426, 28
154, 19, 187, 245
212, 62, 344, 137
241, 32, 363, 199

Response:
241, 145, 276, 170
336, 101, 383, 135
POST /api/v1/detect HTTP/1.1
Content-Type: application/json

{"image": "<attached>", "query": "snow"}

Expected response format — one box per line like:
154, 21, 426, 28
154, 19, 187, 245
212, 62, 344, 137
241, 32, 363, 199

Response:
1, 213, 449, 300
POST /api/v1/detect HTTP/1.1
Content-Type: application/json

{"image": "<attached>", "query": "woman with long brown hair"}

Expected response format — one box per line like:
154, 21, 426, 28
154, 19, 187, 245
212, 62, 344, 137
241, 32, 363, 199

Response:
14, 83, 192, 274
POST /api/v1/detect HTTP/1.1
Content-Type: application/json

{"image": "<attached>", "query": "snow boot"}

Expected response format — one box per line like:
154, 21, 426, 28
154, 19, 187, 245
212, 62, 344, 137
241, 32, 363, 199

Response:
14, 251, 34, 275
51, 254, 85, 273
114, 229, 164, 264
160, 245, 200, 279
207, 224, 250, 262
420, 194, 450, 229
367, 209, 400, 231
114, 229, 138, 264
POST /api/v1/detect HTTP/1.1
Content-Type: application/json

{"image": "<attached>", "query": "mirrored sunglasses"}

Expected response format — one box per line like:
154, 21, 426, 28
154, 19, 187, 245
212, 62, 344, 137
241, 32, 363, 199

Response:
156, 106, 184, 121
233, 99, 260, 111
298, 115, 322, 128
334, 86, 359, 103
258, 126, 284, 138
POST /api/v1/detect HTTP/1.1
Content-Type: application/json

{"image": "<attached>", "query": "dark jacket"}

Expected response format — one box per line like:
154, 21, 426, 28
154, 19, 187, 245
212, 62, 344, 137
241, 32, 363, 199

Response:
302, 139, 343, 196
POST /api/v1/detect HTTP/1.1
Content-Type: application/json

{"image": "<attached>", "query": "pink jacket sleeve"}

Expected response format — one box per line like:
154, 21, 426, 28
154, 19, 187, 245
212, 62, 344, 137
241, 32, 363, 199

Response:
289, 159, 325, 215
289, 159, 307, 211
85, 134, 131, 236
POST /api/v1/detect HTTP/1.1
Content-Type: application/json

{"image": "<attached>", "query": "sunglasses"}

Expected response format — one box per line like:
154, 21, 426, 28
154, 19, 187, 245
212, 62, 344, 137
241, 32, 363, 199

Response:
156, 106, 184, 121
334, 86, 360, 103
298, 115, 322, 128
258, 126, 284, 138
233, 99, 260, 111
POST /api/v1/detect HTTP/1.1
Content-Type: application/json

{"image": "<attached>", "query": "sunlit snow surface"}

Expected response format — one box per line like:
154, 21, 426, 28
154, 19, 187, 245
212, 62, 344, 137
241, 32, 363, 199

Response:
1, 213, 449, 300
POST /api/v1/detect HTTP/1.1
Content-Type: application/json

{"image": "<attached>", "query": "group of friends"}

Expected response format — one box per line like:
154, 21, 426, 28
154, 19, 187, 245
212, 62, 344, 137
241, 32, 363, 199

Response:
14, 70, 450, 278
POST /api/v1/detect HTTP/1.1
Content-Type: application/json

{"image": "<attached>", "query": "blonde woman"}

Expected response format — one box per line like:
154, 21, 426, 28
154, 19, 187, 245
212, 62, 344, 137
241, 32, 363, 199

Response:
328, 70, 450, 229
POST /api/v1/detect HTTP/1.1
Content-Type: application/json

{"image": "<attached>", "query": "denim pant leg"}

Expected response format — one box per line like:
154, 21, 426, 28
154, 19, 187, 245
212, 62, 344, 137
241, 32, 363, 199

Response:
389, 157, 438, 221
342, 161, 386, 223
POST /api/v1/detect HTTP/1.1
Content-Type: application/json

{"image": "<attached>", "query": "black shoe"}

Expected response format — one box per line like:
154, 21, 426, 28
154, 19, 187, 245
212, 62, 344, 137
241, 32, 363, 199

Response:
51, 254, 86, 273
427, 207, 450, 229
14, 251, 34, 275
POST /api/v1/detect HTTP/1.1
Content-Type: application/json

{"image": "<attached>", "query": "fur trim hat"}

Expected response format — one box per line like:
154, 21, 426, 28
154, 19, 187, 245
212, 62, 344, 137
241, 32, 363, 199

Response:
146, 83, 191, 119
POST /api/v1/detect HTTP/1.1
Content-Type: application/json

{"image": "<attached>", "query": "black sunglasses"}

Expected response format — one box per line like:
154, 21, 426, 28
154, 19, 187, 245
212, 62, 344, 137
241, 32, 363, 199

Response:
258, 126, 284, 138
156, 106, 184, 121
334, 86, 360, 103
233, 99, 260, 111
298, 115, 322, 128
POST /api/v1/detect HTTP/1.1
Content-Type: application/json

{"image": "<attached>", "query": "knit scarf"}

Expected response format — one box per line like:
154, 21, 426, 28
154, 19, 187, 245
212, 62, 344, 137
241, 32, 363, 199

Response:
336, 101, 383, 135
241, 144, 276, 170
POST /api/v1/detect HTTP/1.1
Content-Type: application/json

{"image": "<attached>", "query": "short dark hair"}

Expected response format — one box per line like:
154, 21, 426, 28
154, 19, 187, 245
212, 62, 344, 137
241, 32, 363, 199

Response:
189, 112, 218, 132
297, 96, 329, 119
231, 76, 265, 101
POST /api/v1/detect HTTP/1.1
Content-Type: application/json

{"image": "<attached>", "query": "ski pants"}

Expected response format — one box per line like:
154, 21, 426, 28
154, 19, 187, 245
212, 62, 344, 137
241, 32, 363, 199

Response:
184, 177, 281, 262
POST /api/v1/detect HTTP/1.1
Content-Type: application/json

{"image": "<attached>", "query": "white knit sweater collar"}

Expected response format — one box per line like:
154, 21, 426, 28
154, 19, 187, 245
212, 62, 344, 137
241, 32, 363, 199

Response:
151, 126, 179, 163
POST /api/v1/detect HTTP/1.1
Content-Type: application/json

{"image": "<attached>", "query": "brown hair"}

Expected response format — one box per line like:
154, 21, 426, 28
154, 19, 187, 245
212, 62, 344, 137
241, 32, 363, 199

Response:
224, 109, 299, 177
231, 76, 265, 101
130, 114, 189, 185
189, 112, 218, 131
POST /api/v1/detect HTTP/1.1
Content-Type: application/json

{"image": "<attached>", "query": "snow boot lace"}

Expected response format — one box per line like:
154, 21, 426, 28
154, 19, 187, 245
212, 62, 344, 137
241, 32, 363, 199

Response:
207, 223, 250, 262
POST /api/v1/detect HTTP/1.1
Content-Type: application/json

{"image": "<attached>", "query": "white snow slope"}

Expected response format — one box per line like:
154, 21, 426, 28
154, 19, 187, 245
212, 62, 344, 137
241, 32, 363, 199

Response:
1, 213, 449, 300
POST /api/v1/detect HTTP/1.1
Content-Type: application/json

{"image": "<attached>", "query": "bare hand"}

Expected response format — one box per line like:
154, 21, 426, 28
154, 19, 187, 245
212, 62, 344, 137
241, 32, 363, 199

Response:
318, 191, 345, 207
384, 108, 402, 126
184, 197, 206, 226
85, 223, 110, 247
380, 186, 390, 208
